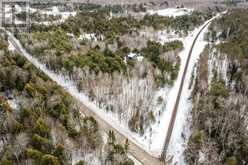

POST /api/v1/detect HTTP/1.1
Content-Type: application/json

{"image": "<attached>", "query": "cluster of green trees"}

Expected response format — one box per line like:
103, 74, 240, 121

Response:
141, 40, 182, 86
106, 131, 134, 165
60, 11, 141, 40
21, 28, 72, 56
141, 14, 171, 30
63, 49, 127, 74
171, 11, 213, 35
16, 11, 62, 22
209, 9, 248, 60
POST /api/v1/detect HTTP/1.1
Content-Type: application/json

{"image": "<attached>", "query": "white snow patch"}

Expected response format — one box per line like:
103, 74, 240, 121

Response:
8, 40, 15, 52
148, 8, 193, 17
41, 6, 76, 22
7, 99, 20, 111
136, 56, 144, 62
127, 52, 144, 62
79, 33, 98, 41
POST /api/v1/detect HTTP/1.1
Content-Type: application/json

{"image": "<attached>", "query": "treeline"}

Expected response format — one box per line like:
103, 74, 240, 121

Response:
29, 9, 214, 40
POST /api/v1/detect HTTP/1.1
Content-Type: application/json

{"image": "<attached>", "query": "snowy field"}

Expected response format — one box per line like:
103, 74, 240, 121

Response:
3, 12, 224, 164
148, 8, 193, 17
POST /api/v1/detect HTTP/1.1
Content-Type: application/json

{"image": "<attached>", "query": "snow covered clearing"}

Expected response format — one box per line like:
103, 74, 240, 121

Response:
40, 6, 76, 22
3, 13, 222, 159
148, 8, 193, 17
156, 30, 183, 44
28, 6, 76, 25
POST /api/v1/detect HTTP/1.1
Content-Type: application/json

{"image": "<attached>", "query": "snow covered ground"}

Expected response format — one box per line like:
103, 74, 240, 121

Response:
39, 6, 76, 22
166, 21, 209, 165
3, 12, 222, 161
148, 8, 193, 17
166, 13, 224, 164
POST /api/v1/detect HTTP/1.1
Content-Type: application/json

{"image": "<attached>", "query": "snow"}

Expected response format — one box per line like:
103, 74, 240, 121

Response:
127, 52, 137, 58
3, 12, 223, 160
127, 53, 144, 62
78, 33, 98, 41
148, 8, 193, 17
156, 30, 183, 44
208, 50, 229, 85
28, 6, 76, 25
8, 40, 15, 52
7, 99, 20, 111
133, 19, 213, 158
136, 56, 144, 62
40, 6, 76, 22
166, 13, 225, 165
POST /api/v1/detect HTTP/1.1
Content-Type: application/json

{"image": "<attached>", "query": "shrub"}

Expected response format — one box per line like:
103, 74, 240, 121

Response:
26, 148, 43, 161
0, 97, 11, 112
0, 159, 13, 165
210, 81, 229, 97
190, 130, 204, 144
24, 83, 36, 97
32, 134, 52, 152
226, 156, 237, 165
75, 160, 85, 165
33, 118, 51, 138
41, 154, 60, 165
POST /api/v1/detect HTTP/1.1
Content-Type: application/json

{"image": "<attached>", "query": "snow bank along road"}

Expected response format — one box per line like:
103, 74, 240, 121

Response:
161, 19, 212, 159
3, 14, 219, 164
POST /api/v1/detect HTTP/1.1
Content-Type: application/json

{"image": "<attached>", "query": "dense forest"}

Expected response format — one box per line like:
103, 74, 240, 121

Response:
0, 30, 133, 165
185, 9, 248, 165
